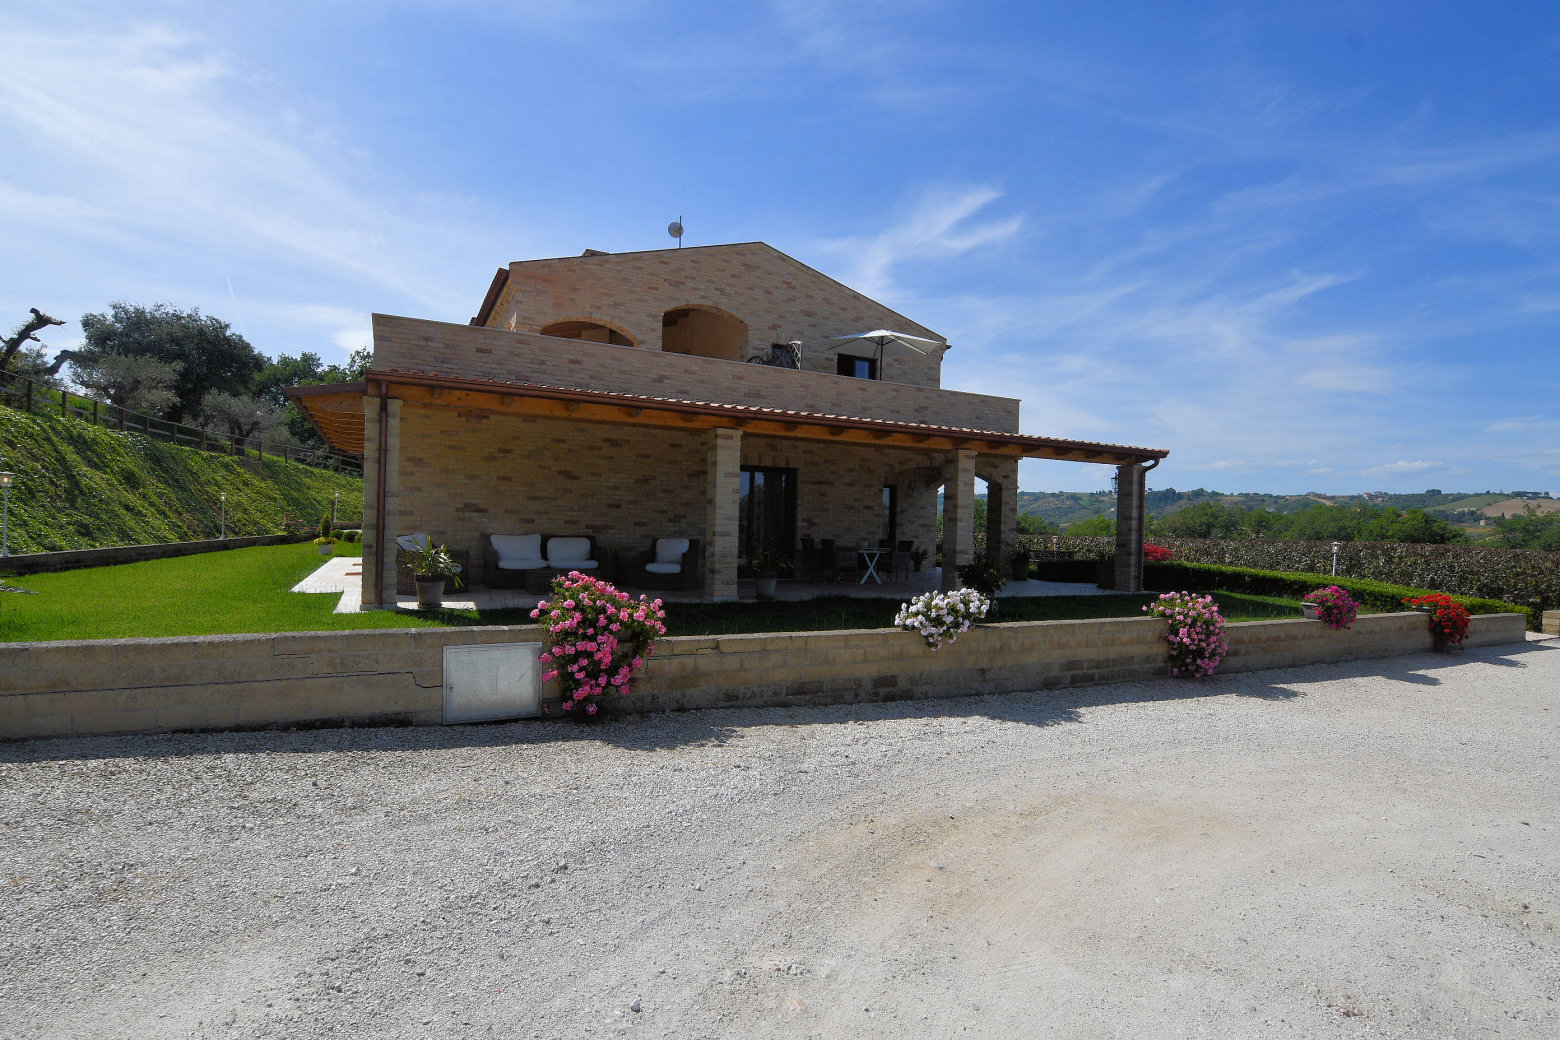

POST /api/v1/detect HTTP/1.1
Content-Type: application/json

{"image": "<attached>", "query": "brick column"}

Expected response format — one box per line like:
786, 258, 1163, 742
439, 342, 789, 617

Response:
704, 428, 742, 602
980, 456, 1019, 573
1113, 463, 1146, 593
941, 449, 977, 591
362, 396, 403, 609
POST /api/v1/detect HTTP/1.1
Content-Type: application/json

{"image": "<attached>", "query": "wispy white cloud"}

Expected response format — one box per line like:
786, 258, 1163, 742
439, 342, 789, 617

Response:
818, 185, 1022, 300
0, 15, 513, 346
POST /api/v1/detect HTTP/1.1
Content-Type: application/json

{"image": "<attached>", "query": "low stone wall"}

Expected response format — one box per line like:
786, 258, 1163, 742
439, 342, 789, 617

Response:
0, 613, 1529, 741
0, 535, 298, 576
1544, 610, 1560, 636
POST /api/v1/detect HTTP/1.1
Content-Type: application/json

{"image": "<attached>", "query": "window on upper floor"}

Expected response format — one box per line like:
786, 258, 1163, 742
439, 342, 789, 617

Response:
836, 354, 877, 380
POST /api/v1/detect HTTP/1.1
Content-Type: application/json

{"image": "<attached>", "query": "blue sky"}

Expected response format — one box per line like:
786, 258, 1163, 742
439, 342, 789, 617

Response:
3, 1, 1557, 495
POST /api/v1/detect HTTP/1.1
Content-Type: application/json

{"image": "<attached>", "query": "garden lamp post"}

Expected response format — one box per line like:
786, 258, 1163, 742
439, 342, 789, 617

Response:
0, 472, 14, 558
1331, 541, 1342, 577
220, 492, 226, 540
332, 490, 339, 530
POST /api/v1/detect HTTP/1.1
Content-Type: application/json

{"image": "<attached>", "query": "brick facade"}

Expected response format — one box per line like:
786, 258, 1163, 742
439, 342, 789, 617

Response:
479, 243, 947, 388
363, 243, 1041, 604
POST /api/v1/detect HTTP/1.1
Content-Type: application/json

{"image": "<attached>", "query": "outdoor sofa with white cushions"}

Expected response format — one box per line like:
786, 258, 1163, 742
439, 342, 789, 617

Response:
483, 533, 603, 588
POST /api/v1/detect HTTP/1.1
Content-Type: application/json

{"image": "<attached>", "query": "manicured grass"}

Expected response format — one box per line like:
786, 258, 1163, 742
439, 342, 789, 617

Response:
0, 544, 1313, 643
0, 543, 446, 642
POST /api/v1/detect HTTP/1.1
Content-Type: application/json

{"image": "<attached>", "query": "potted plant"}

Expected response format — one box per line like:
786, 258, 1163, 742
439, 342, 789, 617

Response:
313, 534, 338, 556
957, 555, 1006, 616
1402, 593, 1470, 651
1008, 548, 1030, 580
909, 547, 929, 572
1302, 585, 1359, 629
754, 553, 780, 599
404, 541, 465, 608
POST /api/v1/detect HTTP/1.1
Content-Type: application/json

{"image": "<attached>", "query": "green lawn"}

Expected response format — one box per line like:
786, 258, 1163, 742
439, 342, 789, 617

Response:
0, 543, 447, 642
0, 544, 1313, 643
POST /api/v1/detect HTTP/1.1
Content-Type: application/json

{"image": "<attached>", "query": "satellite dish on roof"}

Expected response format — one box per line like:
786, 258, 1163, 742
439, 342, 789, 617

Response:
668, 216, 683, 247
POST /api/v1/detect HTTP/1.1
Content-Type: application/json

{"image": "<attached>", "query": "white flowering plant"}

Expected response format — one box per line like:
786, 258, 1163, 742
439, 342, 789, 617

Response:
895, 587, 991, 650
1143, 590, 1228, 677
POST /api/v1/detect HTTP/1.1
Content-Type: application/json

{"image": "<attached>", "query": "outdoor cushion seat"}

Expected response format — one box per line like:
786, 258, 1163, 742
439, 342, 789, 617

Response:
395, 532, 430, 552
545, 536, 599, 571
630, 537, 701, 591
489, 533, 546, 570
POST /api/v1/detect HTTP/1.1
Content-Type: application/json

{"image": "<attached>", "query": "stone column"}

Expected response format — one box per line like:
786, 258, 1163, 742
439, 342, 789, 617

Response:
361, 396, 403, 609
704, 428, 742, 602
941, 449, 978, 591
980, 456, 1020, 574
1112, 463, 1146, 593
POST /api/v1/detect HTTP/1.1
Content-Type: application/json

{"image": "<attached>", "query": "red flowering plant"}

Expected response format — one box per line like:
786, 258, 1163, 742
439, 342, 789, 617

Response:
1303, 585, 1359, 630
530, 572, 667, 717
1143, 543, 1173, 563
1402, 592, 1470, 652
1143, 591, 1228, 677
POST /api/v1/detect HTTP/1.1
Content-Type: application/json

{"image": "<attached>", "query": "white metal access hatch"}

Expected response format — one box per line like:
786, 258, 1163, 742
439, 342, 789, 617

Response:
442, 642, 543, 723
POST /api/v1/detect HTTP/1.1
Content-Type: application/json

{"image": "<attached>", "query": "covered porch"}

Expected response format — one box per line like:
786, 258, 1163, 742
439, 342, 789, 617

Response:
289, 372, 1167, 610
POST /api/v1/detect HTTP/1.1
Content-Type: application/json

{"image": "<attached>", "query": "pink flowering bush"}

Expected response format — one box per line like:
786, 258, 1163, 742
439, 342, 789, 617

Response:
529, 572, 667, 717
1143, 591, 1228, 677
1303, 585, 1359, 630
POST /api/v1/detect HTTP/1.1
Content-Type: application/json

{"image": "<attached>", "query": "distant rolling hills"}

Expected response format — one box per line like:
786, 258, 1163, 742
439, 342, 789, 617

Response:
1013, 488, 1558, 528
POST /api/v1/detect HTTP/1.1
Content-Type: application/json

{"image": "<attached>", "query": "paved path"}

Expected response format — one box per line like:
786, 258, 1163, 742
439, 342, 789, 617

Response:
3, 635, 1556, 1037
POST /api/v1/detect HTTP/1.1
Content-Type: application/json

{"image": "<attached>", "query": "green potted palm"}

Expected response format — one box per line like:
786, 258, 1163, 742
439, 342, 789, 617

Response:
404, 541, 464, 608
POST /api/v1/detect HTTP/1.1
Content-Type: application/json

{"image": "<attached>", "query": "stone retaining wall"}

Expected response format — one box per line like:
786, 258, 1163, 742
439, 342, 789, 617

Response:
0, 613, 1530, 741
0, 535, 299, 576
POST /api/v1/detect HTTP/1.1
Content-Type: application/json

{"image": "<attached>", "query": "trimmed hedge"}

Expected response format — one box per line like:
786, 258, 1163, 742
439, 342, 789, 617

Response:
1144, 561, 1532, 628
1032, 554, 1533, 629
1049, 535, 1557, 622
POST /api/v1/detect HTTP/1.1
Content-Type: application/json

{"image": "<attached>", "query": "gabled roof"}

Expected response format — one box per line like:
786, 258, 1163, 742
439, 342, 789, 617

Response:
471, 242, 941, 342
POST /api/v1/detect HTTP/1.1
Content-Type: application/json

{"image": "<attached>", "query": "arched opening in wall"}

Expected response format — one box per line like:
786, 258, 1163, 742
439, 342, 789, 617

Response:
661, 305, 747, 361
539, 319, 636, 347
935, 476, 990, 570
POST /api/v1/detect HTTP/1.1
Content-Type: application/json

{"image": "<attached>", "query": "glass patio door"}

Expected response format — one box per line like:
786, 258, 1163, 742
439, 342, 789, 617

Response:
739, 466, 796, 574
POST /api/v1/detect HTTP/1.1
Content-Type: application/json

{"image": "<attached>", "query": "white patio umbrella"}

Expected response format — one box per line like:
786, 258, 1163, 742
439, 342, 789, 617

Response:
823, 329, 943, 378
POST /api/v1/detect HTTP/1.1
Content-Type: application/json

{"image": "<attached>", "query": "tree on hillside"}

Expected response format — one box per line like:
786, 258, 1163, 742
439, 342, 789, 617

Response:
1492, 505, 1560, 552
71, 303, 265, 423
68, 353, 183, 414
197, 391, 288, 453
1067, 515, 1116, 536
1, 308, 65, 373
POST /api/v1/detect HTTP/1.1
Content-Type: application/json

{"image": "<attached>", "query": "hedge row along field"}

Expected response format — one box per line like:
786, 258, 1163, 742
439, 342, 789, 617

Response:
0, 408, 363, 553
1044, 534, 1557, 621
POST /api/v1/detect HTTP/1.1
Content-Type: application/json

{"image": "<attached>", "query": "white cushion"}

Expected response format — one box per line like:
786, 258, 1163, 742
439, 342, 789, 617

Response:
490, 533, 542, 561
495, 557, 548, 571
644, 561, 682, 575
564, 560, 600, 570
546, 537, 593, 563
654, 538, 690, 564
396, 533, 430, 552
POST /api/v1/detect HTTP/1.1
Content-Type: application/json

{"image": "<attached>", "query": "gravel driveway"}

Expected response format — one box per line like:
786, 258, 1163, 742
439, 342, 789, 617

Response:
3, 636, 1557, 1039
